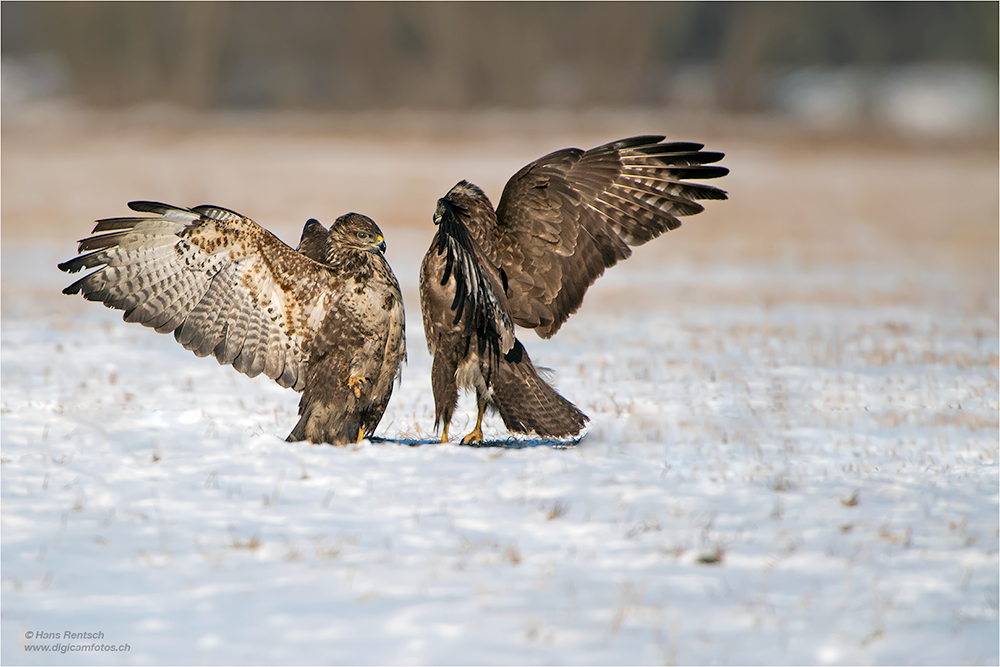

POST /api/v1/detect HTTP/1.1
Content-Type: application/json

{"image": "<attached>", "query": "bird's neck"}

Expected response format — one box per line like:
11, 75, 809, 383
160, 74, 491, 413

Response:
326, 246, 378, 282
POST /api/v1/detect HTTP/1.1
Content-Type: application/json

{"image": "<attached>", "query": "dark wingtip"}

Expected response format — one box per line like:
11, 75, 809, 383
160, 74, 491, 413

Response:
685, 183, 729, 201
612, 135, 667, 149
638, 140, 705, 153
694, 151, 726, 165
127, 201, 174, 213
61, 275, 86, 295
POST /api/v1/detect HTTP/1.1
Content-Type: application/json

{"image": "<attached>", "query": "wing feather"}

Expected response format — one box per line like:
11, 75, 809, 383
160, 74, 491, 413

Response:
232, 299, 266, 377
434, 202, 514, 358
495, 136, 728, 337
262, 322, 288, 384
59, 202, 335, 392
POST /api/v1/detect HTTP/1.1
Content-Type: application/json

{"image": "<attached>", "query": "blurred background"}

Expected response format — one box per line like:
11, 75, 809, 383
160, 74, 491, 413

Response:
2, 1, 998, 135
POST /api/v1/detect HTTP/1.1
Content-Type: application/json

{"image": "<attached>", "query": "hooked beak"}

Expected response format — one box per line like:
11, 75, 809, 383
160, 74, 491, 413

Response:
434, 197, 454, 226
376, 235, 386, 253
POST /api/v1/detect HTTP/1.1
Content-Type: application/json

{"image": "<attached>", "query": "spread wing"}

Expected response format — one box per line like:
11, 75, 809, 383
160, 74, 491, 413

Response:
58, 201, 338, 391
494, 135, 728, 338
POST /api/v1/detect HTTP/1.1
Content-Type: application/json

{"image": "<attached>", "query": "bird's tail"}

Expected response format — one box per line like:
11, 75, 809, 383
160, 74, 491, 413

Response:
490, 340, 588, 438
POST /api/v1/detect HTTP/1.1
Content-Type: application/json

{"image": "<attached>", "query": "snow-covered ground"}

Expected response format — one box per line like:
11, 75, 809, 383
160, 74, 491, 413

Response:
2, 110, 997, 664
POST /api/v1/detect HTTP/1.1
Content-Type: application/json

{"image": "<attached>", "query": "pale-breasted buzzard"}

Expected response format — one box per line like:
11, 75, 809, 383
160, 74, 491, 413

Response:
419, 136, 727, 443
59, 202, 406, 445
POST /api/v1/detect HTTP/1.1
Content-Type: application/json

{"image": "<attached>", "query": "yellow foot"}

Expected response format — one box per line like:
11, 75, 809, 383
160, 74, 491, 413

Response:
356, 426, 365, 443
461, 396, 487, 445
461, 426, 484, 444
439, 423, 450, 444
347, 375, 368, 398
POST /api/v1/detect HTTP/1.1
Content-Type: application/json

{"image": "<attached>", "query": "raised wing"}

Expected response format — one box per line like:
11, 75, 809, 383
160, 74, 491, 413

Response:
495, 135, 728, 338
58, 201, 338, 391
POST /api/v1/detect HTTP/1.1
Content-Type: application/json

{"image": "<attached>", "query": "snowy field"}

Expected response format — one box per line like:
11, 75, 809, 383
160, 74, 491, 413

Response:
2, 108, 998, 665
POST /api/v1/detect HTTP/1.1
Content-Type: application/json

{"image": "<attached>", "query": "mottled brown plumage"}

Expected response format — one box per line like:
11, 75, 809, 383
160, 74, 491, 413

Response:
419, 136, 728, 443
59, 202, 406, 445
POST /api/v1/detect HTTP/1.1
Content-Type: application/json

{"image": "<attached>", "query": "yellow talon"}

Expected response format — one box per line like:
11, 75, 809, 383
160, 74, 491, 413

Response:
348, 375, 367, 398
357, 426, 365, 443
461, 426, 484, 444
461, 396, 487, 444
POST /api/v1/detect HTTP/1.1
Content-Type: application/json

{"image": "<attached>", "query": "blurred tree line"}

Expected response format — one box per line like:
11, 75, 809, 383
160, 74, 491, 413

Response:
2, 1, 997, 110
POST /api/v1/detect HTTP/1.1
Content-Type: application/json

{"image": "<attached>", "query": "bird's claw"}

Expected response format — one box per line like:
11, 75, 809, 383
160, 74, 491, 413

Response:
461, 427, 484, 444
347, 375, 368, 398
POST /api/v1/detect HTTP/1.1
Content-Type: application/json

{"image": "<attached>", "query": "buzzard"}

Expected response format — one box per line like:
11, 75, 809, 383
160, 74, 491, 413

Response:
419, 135, 727, 443
58, 202, 406, 445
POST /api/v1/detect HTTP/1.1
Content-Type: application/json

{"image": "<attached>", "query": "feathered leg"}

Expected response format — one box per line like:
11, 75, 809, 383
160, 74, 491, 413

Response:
287, 353, 364, 445
431, 342, 461, 443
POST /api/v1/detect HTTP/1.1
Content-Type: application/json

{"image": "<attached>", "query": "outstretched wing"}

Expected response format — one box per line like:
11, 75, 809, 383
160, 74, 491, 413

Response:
495, 135, 728, 338
59, 201, 338, 391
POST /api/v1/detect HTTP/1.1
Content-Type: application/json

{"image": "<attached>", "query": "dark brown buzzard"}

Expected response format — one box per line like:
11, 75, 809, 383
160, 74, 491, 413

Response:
419, 135, 728, 443
58, 202, 406, 445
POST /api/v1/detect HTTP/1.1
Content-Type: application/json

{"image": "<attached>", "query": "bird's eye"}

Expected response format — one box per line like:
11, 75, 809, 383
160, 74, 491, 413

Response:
358, 232, 371, 241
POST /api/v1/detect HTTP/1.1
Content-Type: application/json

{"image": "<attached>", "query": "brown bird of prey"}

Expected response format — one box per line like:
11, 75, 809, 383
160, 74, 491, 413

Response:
59, 202, 406, 445
419, 135, 727, 443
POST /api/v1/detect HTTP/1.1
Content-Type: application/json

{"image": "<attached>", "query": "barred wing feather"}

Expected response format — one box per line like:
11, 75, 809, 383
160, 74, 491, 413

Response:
495, 136, 728, 338
59, 201, 334, 391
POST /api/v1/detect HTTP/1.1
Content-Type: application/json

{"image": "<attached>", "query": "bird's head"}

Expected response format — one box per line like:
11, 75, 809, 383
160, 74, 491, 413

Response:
434, 180, 491, 227
433, 197, 461, 227
330, 213, 387, 255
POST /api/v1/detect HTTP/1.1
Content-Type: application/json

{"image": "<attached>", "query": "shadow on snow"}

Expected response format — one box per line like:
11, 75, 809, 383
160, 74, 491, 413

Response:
370, 435, 580, 450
